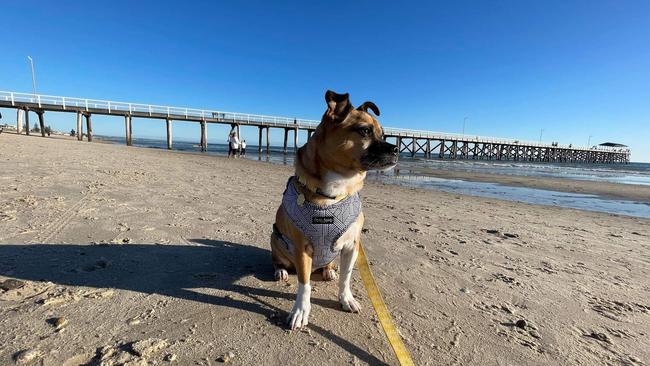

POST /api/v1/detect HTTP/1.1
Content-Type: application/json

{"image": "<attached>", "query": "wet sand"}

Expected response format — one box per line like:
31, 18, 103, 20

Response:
1, 133, 649, 365
395, 167, 650, 203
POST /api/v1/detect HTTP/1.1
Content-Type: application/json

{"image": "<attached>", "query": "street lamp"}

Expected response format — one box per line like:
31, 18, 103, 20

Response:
587, 135, 592, 146
462, 117, 467, 136
27, 56, 37, 97
539, 128, 544, 143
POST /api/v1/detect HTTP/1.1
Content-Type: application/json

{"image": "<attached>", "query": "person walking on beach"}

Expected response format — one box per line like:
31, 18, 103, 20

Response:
228, 131, 240, 158
240, 139, 247, 157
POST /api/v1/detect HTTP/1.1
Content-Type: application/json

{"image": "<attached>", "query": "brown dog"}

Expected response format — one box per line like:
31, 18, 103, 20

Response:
270, 90, 398, 329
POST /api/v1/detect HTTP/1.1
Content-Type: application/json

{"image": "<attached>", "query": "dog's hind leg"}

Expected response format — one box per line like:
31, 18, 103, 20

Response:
321, 262, 338, 281
270, 234, 292, 282
273, 263, 290, 282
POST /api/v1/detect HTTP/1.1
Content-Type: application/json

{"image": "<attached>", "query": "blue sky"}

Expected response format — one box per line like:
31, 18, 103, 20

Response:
1, 1, 649, 161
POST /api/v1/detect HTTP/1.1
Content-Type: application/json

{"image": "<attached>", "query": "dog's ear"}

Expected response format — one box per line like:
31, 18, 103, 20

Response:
357, 101, 380, 116
325, 90, 352, 123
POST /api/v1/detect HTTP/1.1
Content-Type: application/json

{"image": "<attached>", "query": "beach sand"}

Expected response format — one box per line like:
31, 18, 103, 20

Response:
1, 133, 648, 365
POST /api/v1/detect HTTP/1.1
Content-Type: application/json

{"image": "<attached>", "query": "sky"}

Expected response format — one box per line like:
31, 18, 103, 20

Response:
1, 1, 649, 161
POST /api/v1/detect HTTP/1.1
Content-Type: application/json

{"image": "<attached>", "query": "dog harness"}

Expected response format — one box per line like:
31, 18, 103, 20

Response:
276, 176, 362, 270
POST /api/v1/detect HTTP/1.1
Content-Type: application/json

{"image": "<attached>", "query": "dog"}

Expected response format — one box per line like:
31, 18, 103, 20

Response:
270, 90, 398, 329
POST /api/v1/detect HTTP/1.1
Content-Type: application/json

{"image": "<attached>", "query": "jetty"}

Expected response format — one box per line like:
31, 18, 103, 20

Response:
1, 91, 630, 164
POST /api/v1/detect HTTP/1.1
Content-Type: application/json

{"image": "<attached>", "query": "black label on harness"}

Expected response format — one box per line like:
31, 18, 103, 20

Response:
312, 216, 334, 224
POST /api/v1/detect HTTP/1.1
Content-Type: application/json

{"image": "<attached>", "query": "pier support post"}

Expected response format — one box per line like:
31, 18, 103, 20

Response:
283, 129, 289, 154
200, 120, 207, 152
530, 147, 535, 161
25, 109, 30, 135
439, 140, 445, 159
124, 115, 132, 146
426, 139, 431, 158
128, 116, 133, 145
266, 126, 270, 154
37, 111, 46, 137
294, 127, 298, 153
199, 124, 204, 152
258, 127, 263, 154
76, 111, 83, 141
544, 147, 551, 162
85, 113, 93, 142
166, 118, 172, 150
16, 109, 24, 134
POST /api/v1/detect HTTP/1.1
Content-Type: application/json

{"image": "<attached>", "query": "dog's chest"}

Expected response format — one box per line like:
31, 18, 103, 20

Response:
331, 220, 360, 252
280, 177, 362, 269
301, 220, 359, 270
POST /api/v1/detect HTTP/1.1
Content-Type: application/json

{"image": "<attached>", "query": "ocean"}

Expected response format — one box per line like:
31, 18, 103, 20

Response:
96, 135, 650, 219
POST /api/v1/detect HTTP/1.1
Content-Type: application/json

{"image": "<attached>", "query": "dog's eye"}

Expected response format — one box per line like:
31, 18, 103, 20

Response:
358, 127, 372, 137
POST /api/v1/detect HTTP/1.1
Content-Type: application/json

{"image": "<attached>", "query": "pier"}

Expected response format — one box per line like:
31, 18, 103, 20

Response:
1, 91, 630, 164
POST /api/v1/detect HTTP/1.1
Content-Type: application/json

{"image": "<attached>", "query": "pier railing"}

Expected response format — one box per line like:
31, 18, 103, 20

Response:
0, 90, 629, 154
0, 91, 322, 129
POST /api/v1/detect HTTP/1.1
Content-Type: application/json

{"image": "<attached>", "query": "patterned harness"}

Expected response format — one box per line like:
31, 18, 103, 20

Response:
275, 177, 362, 270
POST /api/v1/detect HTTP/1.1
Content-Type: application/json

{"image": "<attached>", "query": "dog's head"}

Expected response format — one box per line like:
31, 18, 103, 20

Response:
312, 90, 398, 173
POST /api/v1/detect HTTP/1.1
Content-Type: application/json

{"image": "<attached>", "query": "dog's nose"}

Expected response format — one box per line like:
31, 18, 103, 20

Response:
392, 146, 399, 155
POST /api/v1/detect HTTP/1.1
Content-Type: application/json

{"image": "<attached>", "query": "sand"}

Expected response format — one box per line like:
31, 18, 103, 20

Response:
0, 133, 648, 366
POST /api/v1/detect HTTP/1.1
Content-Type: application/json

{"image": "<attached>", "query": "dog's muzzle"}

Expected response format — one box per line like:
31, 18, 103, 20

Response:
361, 141, 398, 170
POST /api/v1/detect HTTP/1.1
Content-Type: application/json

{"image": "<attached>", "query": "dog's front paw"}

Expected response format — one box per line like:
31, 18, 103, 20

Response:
339, 291, 361, 313
322, 268, 338, 281
274, 268, 289, 282
287, 302, 311, 330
